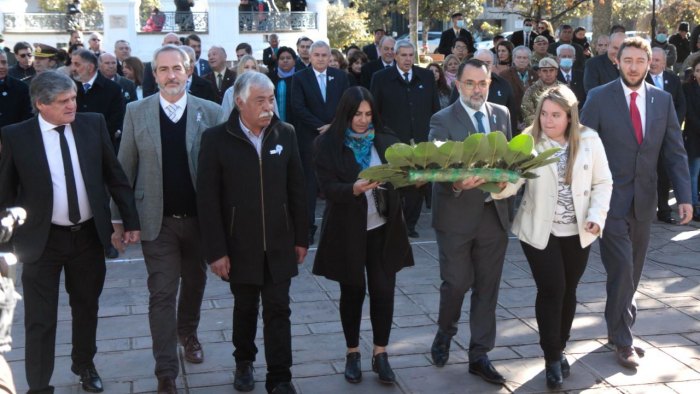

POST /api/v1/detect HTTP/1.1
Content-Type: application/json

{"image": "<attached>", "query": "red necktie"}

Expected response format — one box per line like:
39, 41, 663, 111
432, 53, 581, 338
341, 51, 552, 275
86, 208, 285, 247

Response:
630, 92, 643, 145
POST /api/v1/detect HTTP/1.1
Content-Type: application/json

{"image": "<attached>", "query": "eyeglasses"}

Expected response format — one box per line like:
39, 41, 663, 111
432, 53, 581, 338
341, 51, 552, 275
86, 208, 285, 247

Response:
18, 53, 33, 58
90, 38, 101, 41
459, 80, 490, 90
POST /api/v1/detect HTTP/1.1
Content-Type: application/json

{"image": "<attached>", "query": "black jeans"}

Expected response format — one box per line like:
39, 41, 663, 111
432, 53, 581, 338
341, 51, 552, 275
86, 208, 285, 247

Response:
230, 259, 292, 392
521, 234, 590, 362
339, 225, 396, 348
401, 185, 425, 231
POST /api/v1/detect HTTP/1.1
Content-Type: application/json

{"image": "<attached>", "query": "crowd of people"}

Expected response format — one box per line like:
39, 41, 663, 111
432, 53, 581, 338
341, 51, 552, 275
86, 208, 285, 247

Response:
0, 12, 699, 394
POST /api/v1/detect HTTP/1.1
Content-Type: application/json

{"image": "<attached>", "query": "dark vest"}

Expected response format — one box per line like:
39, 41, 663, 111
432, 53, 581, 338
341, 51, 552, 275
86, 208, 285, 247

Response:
159, 105, 197, 216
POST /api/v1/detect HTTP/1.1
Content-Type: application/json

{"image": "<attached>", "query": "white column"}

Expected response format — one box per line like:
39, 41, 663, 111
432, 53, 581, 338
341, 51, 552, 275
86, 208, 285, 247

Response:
101, 0, 140, 53
208, 0, 240, 57
306, 0, 328, 43
0, 0, 29, 33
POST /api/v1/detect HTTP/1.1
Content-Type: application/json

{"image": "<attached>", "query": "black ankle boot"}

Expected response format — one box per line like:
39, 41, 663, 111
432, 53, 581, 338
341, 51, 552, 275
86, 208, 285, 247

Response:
545, 360, 563, 389
372, 352, 395, 384
560, 354, 570, 378
344, 352, 362, 383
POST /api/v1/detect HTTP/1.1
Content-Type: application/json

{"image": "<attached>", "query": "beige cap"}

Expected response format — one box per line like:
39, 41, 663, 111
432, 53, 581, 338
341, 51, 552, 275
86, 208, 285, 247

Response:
537, 57, 559, 69
533, 35, 549, 44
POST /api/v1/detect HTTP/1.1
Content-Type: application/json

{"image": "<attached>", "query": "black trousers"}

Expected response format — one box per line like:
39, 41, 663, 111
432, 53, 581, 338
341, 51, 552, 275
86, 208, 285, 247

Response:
230, 259, 292, 393
657, 157, 672, 217
23, 220, 105, 394
300, 138, 318, 234
339, 225, 396, 348
521, 234, 590, 362
401, 185, 425, 231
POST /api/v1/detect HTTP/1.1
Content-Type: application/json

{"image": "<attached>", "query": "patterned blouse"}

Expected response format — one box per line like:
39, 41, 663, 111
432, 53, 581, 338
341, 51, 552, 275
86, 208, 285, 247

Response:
551, 143, 578, 236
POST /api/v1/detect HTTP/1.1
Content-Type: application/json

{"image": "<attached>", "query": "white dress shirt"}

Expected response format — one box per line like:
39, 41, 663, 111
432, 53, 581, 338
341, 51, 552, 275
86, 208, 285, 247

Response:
621, 80, 647, 137
38, 115, 93, 225
240, 119, 265, 157
159, 93, 188, 123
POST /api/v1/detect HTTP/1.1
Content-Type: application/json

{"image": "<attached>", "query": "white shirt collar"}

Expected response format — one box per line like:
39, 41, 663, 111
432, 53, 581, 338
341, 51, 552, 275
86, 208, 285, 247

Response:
620, 79, 646, 100
38, 113, 65, 132
459, 101, 490, 133
396, 66, 412, 81
313, 67, 327, 78
159, 92, 188, 111
83, 71, 98, 87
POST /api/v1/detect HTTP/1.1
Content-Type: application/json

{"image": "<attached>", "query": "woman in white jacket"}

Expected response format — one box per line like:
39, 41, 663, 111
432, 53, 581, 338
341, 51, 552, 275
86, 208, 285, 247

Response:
493, 86, 612, 390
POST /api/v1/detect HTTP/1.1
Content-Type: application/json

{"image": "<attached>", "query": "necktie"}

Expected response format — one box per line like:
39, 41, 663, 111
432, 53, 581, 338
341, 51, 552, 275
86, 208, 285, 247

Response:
166, 104, 179, 122
216, 73, 223, 90
565, 73, 571, 84
277, 79, 287, 122
55, 126, 81, 224
318, 73, 326, 102
474, 111, 486, 134
630, 92, 643, 145
83, 83, 91, 93
655, 75, 663, 89
403, 72, 410, 83
186, 79, 191, 92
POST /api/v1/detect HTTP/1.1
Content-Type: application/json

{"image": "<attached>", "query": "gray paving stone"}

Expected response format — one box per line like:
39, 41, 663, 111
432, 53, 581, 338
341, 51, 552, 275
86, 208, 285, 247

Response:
633, 308, 700, 336
617, 383, 679, 394
498, 354, 609, 392
660, 345, 700, 373
640, 334, 697, 348
295, 373, 401, 394
394, 364, 510, 394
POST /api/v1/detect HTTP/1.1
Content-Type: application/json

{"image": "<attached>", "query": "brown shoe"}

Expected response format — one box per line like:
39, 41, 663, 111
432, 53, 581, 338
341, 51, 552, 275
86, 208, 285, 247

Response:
157, 377, 177, 394
616, 346, 640, 369
182, 334, 204, 364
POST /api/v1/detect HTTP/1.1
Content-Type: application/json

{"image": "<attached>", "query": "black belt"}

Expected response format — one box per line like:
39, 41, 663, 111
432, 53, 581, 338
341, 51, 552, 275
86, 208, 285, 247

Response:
167, 214, 195, 219
51, 218, 94, 232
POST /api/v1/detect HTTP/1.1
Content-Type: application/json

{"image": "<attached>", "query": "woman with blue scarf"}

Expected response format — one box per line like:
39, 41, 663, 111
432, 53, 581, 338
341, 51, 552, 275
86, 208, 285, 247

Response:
313, 87, 414, 385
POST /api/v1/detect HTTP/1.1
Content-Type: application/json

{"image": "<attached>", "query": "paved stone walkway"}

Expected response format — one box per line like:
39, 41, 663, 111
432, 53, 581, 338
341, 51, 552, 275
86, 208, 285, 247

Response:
6, 206, 700, 393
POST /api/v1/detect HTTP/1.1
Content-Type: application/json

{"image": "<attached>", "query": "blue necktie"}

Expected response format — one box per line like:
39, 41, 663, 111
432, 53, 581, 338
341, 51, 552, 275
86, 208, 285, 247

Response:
318, 73, 326, 102
277, 79, 287, 122
474, 111, 486, 134
83, 83, 91, 93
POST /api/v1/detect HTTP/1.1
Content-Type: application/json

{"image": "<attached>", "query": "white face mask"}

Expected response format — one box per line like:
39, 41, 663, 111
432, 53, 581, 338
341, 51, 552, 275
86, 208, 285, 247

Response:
523, 25, 533, 33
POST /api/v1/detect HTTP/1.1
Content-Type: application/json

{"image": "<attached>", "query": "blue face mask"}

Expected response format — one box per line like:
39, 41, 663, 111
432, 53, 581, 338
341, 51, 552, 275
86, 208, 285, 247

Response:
559, 58, 573, 69
523, 25, 533, 33
456, 20, 465, 29
656, 34, 667, 43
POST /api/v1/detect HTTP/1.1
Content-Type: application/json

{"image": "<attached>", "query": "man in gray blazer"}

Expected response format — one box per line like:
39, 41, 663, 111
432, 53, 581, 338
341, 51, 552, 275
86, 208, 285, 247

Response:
581, 37, 692, 369
111, 45, 221, 394
428, 59, 512, 385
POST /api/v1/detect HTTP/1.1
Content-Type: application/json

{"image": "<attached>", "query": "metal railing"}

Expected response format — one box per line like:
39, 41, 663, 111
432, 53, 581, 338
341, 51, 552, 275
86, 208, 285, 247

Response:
239, 11, 317, 33
139, 11, 209, 33
3, 12, 103, 33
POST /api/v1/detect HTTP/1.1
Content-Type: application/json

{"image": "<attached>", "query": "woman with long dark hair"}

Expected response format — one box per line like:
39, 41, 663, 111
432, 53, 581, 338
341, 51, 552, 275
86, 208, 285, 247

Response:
427, 62, 451, 109
313, 86, 414, 385
122, 56, 144, 99
494, 40, 514, 74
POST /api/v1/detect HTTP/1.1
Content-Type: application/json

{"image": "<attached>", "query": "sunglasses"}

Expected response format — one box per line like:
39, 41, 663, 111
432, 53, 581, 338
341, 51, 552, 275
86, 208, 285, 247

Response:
18, 53, 33, 58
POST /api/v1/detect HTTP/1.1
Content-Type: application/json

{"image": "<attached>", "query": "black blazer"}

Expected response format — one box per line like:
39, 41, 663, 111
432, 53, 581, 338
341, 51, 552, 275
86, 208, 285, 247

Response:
645, 70, 686, 123
269, 71, 294, 123
0, 113, 140, 263
202, 68, 236, 104
370, 66, 440, 144
510, 30, 538, 50
362, 43, 379, 61
142, 62, 157, 98
683, 81, 700, 156
557, 69, 586, 109
75, 72, 126, 139
0, 76, 32, 129
360, 58, 394, 89
312, 130, 414, 286
262, 46, 278, 71
188, 73, 219, 103
583, 54, 619, 93
113, 74, 138, 104
436, 28, 476, 55
290, 67, 350, 150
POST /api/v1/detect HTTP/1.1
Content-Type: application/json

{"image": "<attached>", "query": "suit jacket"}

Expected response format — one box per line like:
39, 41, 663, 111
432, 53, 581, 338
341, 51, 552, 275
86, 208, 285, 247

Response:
360, 58, 394, 89
549, 41, 585, 70
290, 67, 350, 152
580, 80, 691, 221
0, 113, 139, 263
510, 30, 538, 50
113, 74, 138, 104
263, 46, 278, 70
557, 69, 586, 109
294, 57, 310, 72
197, 109, 308, 285
449, 72, 518, 132
645, 70, 686, 123
194, 58, 211, 77
436, 28, 476, 55
75, 72, 126, 139
113, 93, 221, 240
371, 66, 440, 144
429, 101, 512, 236
142, 62, 157, 98
0, 76, 32, 129
188, 73, 219, 103
202, 68, 235, 104
362, 43, 379, 61
583, 54, 619, 93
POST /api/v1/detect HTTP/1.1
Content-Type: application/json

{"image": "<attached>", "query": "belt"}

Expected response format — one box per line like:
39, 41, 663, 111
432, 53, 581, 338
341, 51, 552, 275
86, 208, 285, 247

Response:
51, 219, 94, 232
168, 214, 195, 219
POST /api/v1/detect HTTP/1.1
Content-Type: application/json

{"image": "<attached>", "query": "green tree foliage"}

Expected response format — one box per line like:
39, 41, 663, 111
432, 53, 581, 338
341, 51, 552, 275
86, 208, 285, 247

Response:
327, 4, 371, 49
355, 0, 397, 33
637, 0, 700, 33
39, 0, 103, 13
396, 0, 483, 46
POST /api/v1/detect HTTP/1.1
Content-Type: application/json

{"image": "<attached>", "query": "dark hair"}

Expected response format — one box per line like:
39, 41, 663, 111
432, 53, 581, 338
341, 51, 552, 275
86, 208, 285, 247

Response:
496, 40, 514, 65
451, 12, 463, 19
344, 44, 360, 56
330, 49, 348, 70
296, 36, 313, 45
453, 37, 469, 49
687, 56, 700, 83
235, 42, 253, 55
68, 43, 84, 54
617, 36, 651, 62
691, 25, 700, 54
347, 50, 368, 68
559, 24, 573, 31
185, 34, 201, 45
524, 18, 534, 23
72, 48, 98, 68
13, 41, 32, 54
427, 62, 450, 96
457, 58, 490, 80
610, 24, 626, 34
374, 28, 385, 34
493, 34, 504, 41
277, 46, 297, 59
123, 56, 144, 86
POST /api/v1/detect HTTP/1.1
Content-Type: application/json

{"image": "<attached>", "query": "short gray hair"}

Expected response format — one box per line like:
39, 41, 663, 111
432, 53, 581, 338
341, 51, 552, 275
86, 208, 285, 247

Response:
394, 39, 415, 53
379, 36, 395, 48
179, 45, 196, 64
29, 71, 76, 113
233, 71, 274, 105
152, 45, 191, 70
556, 44, 575, 56
309, 40, 330, 53
473, 49, 497, 63
209, 45, 227, 58
512, 45, 531, 57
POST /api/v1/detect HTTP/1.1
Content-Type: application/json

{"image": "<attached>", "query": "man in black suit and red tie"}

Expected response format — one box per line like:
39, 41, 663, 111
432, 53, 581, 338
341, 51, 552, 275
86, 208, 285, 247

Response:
436, 12, 476, 56
291, 40, 350, 245
0, 70, 140, 394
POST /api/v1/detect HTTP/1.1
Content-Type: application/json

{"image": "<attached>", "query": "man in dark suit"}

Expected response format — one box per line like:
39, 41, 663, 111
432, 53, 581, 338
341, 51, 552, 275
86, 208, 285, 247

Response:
143, 33, 183, 97
71, 49, 126, 149
114, 40, 131, 76
291, 40, 349, 244
8, 41, 35, 83
548, 24, 585, 70
262, 33, 280, 72
181, 45, 218, 103
201, 46, 235, 104
362, 28, 385, 61
186, 34, 211, 76
510, 18, 538, 50
581, 37, 692, 369
0, 71, 140, 394
429, 59, 512, 385
360, 36, 395, 89
197, 71, 308, 394
294, 36, 313, 71
437, 12, 476, 55
99, 52, 137, 104
646, 47, 687, 225
583, 32, 625, 93
555, 44, 586, 108
0, 51, 32, 129
371, 40, 439, 238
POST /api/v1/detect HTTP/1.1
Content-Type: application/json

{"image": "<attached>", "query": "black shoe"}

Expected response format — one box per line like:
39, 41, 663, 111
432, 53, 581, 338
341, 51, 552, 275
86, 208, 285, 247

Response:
693, 212, 700, 222
560, 354, 570, 379
545, 360, 563, 389
657, 214, 677, 224
468, 357, 506, 385
407, 229, 420, 238
233, 361, 255, 392
75, 367, 104, 393
105, 245, 119, 259
270, 382, 296, 393
431, 331, 451, 367
371, 352, 395, 384
344, 352, 362, 383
